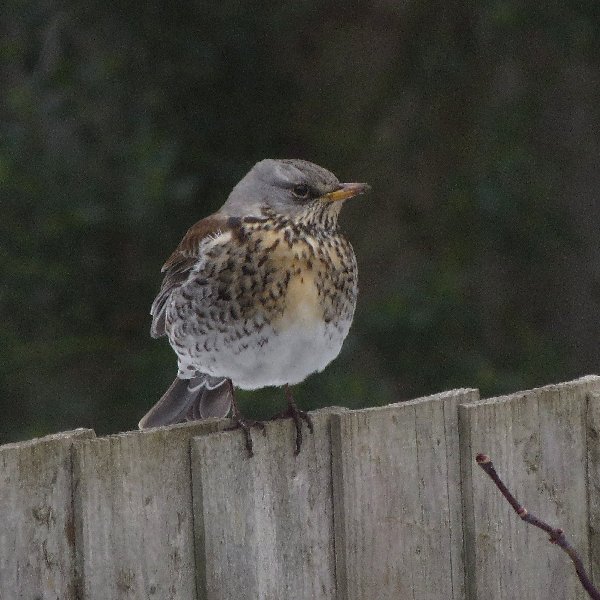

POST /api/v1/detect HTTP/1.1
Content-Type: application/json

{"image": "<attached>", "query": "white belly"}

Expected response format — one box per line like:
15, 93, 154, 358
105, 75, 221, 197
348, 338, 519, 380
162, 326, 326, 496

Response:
226, 320, 348, 389
172, 317, 351, 389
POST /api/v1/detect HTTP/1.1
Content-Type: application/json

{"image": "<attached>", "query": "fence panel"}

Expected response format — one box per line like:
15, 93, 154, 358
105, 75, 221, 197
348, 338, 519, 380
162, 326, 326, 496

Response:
191, 408, 343, 600
330, 388, 479, 600
0, 428, 94, 600
2, 376, 600, 600
459, 375, 600, 600
72, 420, 226, 600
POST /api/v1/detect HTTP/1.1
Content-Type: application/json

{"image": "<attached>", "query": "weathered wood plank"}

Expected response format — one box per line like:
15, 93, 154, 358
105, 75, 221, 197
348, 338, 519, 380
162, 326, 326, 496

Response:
459, 375, 600, 600
73, 420, 226, 600
0, 428, 95, 600
588, 391, 600, 587
192, 408, 343, 600
331, 388, 479, 600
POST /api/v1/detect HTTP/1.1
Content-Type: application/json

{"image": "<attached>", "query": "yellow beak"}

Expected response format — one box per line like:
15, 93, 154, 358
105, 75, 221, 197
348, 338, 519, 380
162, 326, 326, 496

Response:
321, 182, 371, 202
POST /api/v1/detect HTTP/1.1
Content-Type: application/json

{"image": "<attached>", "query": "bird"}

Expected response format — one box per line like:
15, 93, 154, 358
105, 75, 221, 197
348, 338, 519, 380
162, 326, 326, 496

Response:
139, 158, 369, 455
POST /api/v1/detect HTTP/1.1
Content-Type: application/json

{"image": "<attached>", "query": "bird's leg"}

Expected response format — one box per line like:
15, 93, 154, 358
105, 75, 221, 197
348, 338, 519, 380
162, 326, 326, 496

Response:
270, 385, 314, 455
226, 380, 265, 457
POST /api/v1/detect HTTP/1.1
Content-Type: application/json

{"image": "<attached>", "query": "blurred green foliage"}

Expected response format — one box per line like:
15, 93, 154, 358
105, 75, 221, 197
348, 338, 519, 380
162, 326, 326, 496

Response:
1, 1, 599, 442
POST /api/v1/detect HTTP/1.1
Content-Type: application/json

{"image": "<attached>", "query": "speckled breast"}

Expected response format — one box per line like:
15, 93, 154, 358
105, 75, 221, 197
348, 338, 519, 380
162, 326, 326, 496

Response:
167, 216, 358, 388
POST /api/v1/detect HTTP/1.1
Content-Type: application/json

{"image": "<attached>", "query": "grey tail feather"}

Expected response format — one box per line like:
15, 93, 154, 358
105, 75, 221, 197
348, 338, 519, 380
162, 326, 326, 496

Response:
138, 374, 232, 429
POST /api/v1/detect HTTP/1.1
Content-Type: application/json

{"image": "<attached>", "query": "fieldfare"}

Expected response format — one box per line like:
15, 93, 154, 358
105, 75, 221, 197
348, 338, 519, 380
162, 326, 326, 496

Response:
139, 159, 369, 455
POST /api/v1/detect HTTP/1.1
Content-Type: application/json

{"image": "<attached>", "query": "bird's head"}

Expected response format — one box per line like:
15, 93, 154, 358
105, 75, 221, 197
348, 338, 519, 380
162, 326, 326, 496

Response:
221, 158, 370, 227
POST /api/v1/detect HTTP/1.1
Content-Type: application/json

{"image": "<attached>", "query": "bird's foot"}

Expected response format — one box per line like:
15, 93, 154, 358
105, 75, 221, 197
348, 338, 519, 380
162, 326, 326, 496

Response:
227, 381, 265, 457
270, 387, 313, 455
227, 415, 265, 458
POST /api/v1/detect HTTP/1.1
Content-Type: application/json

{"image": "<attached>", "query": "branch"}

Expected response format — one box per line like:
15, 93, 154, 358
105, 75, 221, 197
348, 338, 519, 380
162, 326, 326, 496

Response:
475, 453, 600, 600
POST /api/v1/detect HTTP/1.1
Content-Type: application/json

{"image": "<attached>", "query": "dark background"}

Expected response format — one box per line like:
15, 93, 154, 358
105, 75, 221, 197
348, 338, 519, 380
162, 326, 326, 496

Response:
2, 1, 599, 443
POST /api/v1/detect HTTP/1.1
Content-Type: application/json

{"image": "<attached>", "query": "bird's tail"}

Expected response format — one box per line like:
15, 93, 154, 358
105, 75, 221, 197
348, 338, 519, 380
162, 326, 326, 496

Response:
138, 374, 232, 429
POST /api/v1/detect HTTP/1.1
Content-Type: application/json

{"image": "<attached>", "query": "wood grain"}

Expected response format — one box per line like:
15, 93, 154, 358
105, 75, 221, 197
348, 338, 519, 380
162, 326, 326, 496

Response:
588, 390, 600, 588
331, 388, 479, 600
460, 375, 600, 600
192, 408, 344, 600
0, 428, 94, 600
73, 420, 226, 600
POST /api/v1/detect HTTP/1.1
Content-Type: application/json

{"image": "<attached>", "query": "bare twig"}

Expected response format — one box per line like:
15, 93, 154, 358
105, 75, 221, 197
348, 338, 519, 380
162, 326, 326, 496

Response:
476, 453, 600, 600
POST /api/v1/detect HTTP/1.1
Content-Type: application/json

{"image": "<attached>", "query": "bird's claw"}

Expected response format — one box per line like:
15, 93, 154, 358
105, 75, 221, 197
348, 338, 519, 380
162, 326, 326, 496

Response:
227, 416, 266, 457
270, 402, 313, 455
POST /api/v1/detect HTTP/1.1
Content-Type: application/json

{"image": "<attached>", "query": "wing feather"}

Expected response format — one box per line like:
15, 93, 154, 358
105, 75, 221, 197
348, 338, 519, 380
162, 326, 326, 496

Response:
150, 214, 231, 338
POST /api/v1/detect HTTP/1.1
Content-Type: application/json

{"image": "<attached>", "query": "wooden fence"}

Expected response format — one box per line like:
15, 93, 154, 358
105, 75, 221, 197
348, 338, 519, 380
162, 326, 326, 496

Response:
1, 375, 599, 599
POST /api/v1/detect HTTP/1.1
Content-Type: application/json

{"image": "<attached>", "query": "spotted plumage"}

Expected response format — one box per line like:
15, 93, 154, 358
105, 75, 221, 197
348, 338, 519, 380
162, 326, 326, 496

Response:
139, 158, 369, 455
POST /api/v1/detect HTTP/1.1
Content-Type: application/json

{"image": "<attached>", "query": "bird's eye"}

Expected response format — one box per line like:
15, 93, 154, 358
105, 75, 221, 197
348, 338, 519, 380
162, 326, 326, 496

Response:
292, 184, 311, 199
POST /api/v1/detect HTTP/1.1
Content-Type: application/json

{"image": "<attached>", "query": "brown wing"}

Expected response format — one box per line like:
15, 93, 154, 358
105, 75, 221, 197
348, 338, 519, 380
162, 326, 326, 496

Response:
150, 214, 231, 338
